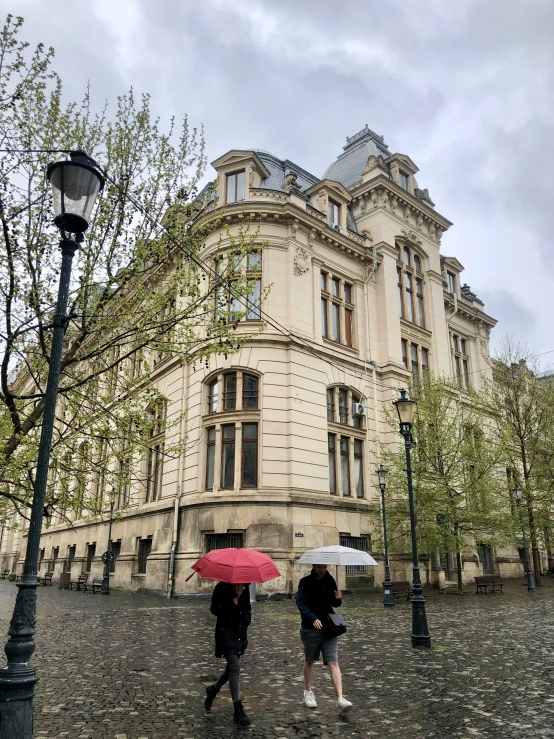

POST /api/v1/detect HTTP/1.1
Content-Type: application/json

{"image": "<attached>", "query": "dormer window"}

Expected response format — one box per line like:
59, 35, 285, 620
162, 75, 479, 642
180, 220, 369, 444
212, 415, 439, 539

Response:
399, 170, 409, 191
328, 199, 340, 228
226, 170, 245, 203
447, 271, 456, 295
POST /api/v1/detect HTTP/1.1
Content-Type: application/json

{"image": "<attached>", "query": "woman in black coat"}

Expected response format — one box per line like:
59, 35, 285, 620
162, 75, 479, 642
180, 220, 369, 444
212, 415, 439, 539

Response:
204, 581, 252, 726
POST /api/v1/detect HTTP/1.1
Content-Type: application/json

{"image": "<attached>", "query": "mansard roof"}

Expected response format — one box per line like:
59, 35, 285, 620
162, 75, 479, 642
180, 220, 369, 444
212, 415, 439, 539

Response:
322, 125, 391, 187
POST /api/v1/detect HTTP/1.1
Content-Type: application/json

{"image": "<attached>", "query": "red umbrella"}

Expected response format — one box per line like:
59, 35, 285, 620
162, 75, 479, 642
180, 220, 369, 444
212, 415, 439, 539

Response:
187, 548, 280, 584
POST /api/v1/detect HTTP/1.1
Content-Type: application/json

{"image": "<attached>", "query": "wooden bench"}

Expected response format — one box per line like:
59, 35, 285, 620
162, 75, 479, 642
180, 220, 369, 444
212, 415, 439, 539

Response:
15, 574, 22, 582
40, 572, 54, 586
383, 581, 413, 600
91, 578, 104, 594
70, 573, 89, 591
475, 575, 504, 594
0, 569, 9, 579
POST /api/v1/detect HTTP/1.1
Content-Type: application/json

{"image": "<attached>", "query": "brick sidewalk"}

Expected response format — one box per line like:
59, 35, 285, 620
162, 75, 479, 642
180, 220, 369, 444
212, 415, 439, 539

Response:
0, 579, 553, 738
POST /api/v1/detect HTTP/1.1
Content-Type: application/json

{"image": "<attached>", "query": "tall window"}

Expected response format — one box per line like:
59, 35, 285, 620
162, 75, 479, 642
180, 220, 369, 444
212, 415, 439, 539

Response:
447, 271, 456, 295
221, 424, 236, 488
354, 439, 364, 498
241, 423, 258, 487
397, 244, 424, 327
213, 249, 262, 322
224, 372, 237, 411
246, 250, 262, 319
340, 437, 350, 496
85, 543, 96, 573
110, 541, 121, 573
145, 403, 164, 503
451, 334, 470, 388
328, 199, 340, 227
242, 374, 258, 409
326, 389, 335, 422
328, 433, 337, 494
226, 170, 245, 203
327, 386, 364, 429
137, 538, 152, 574
338, 388, 348, 424
399, 170, 409, 191
401, 340, 430, 390
206, 427, 216, 490
208, 379, 219, 413
321, 271, 355, 347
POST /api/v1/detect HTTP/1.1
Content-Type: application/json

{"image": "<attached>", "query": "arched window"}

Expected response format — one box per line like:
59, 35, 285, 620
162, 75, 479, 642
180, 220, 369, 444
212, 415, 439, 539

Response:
403, 247, 410, 266
396, 243, 425, 328
326, 385, 365, 499
414, 254, 421, 272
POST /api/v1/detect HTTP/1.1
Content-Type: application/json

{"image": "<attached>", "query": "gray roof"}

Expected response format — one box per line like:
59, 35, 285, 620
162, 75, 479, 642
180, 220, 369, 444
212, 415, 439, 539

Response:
255, 151, 319, 191
323, 125, 391, 188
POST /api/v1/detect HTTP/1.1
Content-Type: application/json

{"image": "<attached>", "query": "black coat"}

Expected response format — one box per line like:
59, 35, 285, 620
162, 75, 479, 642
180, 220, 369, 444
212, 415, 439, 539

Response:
296, 570, 341, 629
210, 582, 252, 658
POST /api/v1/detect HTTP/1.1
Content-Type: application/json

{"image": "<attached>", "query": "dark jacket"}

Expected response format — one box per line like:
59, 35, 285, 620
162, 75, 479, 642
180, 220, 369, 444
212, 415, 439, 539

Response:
296, 570, 342, 629
210, 582, 252, 658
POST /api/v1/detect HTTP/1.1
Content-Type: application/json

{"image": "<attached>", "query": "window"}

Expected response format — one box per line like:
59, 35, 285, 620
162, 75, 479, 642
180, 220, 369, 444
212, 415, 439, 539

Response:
85, 543, 96, 574
340, 437, 350, 496
206, 532, 244, 552
242, 374, 258, 409
402, 340, 430, 390
206, 427, 216, 490
451, 334, 470, 388
328, 433, 337, 494
321, 271, 327, 291
397, 244, 424, 326
352, 394, 363, 429
447, 271, 456, 295
328, 199, 340, 228
246, 250, 262, 320
344, 284, 352, 304
332, 303, 340, 342
117, 454, 131, 509
340, 534, 370, 575
338, 388, 348, 425
331, 278, 340, 297
221, 424, 236, 488
208, 379, 219, 413
137, 538, 152, 574
399, 170, 409, 191
321, 298, 329, 338
321, 271, 354, 347
326, 389, 335, 422
354, 439, 364, 498
241, 423, 258, 487
214, 249, 263, 323
67, 545, 76, 571
223, 372, 237, 411
109, 541, 121, 573
345, 309, 353, 347
226, 170, 245, 203
146, 443, 163, 502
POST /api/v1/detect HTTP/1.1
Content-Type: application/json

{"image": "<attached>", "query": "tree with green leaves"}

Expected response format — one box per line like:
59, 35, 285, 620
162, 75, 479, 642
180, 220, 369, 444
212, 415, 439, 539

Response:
378, 377, 511, 592
0, 15, 264, 526
483, 338, 554, 583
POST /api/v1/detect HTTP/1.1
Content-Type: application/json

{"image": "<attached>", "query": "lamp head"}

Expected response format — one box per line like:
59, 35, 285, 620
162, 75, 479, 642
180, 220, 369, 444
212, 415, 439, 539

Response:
47, 150, 104, 236
377, 464, 388, 488
514, 485, 523, 503
393, 388, 417, 435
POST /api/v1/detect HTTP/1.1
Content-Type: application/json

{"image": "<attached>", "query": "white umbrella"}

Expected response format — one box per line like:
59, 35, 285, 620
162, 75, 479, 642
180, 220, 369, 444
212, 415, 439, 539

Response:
298, 545, 377, 566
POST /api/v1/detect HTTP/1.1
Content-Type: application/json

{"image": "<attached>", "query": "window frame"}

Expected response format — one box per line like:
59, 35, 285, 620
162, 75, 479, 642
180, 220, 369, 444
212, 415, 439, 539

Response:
226, 169, 246, 204
328, 432, 337, 494
340, 436, 351, 496
354, 439, 364, 498
397, 243, 425, 327
451, 333, 470, 388
205, 426, 216, 490
328, 199, 340, 228
241, 422, 258, 488
399, 170, 409, 191
447, 271, 456, 295
220, 423, 236, 489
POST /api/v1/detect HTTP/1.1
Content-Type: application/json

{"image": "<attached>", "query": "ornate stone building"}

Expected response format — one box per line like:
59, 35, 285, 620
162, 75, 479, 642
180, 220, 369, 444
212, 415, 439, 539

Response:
4, 125, 525, 593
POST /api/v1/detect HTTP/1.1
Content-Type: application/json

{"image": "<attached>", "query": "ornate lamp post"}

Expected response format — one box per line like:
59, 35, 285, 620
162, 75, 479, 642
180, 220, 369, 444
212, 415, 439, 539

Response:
0, 151, 104, 738
393, 389, 431, 649
377, 464, 394, 608
101, 493, 116, 595
514, 486, 536, 592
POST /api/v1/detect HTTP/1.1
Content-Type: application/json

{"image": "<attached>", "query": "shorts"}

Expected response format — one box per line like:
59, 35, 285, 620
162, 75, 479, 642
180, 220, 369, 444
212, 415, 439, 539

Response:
300, 627, 339, 665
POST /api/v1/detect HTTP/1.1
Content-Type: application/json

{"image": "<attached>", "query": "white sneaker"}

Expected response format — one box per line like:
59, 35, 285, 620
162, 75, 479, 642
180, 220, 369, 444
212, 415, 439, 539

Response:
337, 697, 352, 714
303, 689, 317, 708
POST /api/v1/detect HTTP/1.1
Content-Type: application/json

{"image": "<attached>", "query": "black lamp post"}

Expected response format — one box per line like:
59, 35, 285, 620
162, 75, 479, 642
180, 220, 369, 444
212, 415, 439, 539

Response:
514, 486, 536, 592
393, 389, 431, 649
377, 464, 395, 608
101, 498, 115, 596
0, 151, 104, 738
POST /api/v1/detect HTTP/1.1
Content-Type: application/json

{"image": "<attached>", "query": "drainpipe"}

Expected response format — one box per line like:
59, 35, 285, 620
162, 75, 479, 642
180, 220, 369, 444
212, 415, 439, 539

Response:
166, 487, 181, 598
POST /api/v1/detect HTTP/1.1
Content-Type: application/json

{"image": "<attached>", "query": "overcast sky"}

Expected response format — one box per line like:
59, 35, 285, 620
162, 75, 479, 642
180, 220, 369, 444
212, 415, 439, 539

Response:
4, 0, 553, 364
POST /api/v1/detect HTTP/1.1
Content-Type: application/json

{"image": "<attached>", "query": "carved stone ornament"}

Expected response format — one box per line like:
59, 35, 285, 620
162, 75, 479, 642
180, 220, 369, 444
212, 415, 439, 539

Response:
293, 246, 310, 276
318, 190, 328, 213
400, 228, 422, 247
249, 164, 256, 186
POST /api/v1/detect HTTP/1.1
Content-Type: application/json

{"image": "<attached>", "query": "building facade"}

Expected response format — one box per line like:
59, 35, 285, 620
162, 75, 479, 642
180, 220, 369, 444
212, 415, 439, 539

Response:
3, 125, 526, 593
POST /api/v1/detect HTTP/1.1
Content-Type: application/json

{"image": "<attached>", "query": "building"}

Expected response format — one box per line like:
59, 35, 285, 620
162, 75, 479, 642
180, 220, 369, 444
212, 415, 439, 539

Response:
3, 125, 525, 593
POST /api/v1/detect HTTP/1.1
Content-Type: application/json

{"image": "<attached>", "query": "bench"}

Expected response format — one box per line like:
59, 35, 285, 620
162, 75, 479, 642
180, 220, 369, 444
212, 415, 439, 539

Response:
475, 575, 504, 594
41, 572, 53, 586
15, 574, 22, 582
70, 573, 89, 591
91, 578, 104, 594
0, 569, 9, 579
383, 580, 412, 600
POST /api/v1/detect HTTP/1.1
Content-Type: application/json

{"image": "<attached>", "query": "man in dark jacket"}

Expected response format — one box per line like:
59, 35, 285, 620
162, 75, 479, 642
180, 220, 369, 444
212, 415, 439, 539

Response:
296, 564, 352, 713
204, 582, 252, 726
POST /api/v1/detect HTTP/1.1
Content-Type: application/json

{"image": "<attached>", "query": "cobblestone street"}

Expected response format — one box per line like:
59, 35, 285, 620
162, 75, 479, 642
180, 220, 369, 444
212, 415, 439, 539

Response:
0, 579, 553, 739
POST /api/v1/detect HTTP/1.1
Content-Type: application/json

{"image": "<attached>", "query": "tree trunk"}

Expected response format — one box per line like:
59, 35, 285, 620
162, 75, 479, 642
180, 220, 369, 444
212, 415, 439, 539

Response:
454, 523, 463, 593
526, 499, 542, 584
544, 526, 552, 557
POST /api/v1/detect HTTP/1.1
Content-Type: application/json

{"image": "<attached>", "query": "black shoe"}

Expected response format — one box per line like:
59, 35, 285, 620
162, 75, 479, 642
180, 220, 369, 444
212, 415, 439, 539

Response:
204, 684, 219, 712
233, 700, 251, 727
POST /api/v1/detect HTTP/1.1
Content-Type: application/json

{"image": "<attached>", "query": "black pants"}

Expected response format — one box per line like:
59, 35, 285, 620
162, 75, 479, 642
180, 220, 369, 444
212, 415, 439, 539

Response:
215, 653, 241, 703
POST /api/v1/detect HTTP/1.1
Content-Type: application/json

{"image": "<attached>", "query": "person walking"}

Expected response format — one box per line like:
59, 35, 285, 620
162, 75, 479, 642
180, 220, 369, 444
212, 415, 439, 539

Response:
204, 581, 252, 726
296, 563, 352, 713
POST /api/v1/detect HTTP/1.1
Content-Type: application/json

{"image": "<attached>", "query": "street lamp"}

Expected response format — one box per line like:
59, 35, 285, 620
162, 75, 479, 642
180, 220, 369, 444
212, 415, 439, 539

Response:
513, 486, 536, 592
393, 389, 431, 649
101, 492, 116, 595
377, 464, 395, 608
0, 151, 104, 738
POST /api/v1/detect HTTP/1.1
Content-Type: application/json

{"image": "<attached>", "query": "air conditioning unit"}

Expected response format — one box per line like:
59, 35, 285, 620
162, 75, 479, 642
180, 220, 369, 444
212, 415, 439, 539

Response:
352, 403, 367, 417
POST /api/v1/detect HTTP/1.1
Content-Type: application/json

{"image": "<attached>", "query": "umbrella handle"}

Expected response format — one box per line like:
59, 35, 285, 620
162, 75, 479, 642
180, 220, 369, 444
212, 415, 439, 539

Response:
185, 572, 195, 582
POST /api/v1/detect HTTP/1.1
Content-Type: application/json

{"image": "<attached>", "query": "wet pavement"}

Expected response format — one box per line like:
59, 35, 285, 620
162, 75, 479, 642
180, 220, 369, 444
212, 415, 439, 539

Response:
0, 578, 553, 739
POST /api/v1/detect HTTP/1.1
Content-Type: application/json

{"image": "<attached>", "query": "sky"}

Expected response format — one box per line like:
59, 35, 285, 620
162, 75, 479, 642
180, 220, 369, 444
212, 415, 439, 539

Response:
3, 0, 554, 364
